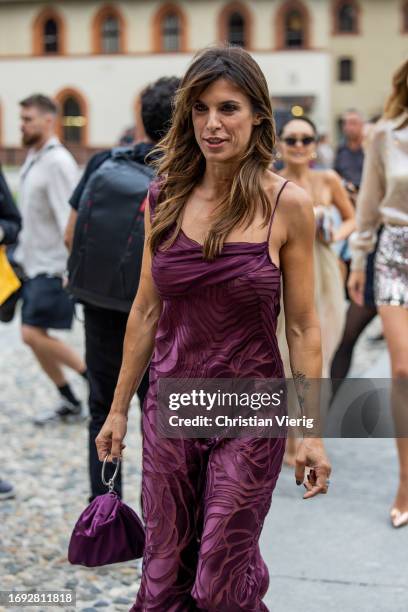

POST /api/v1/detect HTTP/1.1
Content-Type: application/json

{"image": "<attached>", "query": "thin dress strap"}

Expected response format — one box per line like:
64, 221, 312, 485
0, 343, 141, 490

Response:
267, 179, 290, 243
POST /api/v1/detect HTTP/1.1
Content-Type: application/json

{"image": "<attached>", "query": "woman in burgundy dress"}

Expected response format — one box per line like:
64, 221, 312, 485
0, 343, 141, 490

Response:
96, 46, 331, 611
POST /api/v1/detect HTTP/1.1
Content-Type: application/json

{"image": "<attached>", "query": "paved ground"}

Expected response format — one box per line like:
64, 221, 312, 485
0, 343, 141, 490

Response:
1, 309, 406, 612
261, 318, 408, 612
0, 312, 143, 612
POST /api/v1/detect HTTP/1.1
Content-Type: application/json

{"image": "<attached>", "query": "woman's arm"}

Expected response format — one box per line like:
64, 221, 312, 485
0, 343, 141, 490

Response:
350, 129, 385, 271
326, 170, 355, 242
347, 127, 386, 304
278, 183, 331, 498
279, 184, 321, 381
95, 195, 162, 461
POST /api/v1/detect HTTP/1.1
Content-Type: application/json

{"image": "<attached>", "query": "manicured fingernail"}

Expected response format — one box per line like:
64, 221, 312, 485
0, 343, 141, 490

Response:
296, 480, 301, 485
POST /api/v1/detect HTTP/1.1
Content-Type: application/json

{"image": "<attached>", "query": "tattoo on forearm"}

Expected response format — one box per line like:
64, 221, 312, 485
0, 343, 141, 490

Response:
293, 370, 311, 415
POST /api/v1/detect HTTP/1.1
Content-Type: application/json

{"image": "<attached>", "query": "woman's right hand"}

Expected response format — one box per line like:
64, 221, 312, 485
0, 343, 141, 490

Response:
347, 270, 366, 306
295, 438, 331, 499
95, 410, 128, 462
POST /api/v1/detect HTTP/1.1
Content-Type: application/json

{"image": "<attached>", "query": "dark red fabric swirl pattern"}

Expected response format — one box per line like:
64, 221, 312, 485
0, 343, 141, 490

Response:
131, 181, 289, 611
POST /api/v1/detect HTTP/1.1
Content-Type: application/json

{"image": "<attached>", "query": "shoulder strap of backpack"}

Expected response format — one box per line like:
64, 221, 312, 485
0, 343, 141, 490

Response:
110, 147, 155, 180
110, 146, 135, 160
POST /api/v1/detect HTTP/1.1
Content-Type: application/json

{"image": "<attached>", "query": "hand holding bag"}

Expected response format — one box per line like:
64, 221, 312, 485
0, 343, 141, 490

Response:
68, 456, 145, 567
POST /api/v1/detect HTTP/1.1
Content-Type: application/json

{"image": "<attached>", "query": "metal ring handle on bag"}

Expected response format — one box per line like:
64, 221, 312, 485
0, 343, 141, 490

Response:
102, 454, 121, 493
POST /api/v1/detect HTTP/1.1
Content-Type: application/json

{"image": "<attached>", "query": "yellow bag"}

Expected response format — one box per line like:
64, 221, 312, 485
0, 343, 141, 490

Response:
0, 245, 21, 306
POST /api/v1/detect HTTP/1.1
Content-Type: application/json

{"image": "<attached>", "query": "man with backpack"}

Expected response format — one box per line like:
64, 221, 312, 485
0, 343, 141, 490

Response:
65, 77, 180, 500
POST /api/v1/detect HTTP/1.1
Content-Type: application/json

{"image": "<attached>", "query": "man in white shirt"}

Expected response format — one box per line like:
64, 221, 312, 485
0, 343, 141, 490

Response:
15, 94, 87, 424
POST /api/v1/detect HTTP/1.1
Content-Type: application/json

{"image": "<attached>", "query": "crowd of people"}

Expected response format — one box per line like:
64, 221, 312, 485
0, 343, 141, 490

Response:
0, 45, 407, 608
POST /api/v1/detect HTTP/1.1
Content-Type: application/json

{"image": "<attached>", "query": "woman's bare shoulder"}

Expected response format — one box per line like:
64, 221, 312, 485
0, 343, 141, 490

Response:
263, 170, 312, 216
282, 186, 314, 233
318, 168, 343, 187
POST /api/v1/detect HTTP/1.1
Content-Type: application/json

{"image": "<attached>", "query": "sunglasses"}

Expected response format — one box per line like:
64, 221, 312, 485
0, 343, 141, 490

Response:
283, 136, 315, 146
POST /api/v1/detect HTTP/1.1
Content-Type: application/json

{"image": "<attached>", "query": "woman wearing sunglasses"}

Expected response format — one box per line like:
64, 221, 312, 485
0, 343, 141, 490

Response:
277, 118, 355, 465
278, 117, 355, 379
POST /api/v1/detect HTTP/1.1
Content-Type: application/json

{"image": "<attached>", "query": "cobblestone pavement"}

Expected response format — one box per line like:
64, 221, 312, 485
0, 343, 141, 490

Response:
0, 310, 143, 612
0, 309, 391, 612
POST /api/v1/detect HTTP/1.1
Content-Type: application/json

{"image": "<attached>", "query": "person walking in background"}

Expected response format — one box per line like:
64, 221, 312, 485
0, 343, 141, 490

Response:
65, 77, 180, 501
0, 165, 21, 500
348, 59, 408, 529
316, 133, 334, 169
95, 46, 330, 611
334, 109, 365, 190
278, 117, 355, 377
0, 165, 21, 247
277, 116, 354, 467
330, 114, 383, 386
14, 94, 87, 425
333, 109, 365, 281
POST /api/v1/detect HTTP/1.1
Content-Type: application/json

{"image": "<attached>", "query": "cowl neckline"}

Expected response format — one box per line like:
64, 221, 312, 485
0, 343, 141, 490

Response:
177, 228, 280, 272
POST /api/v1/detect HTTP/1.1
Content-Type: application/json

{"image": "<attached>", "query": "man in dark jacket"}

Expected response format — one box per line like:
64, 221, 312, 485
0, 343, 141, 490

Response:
65, 77, 179, 501
0, 166, 21, 246
334, 109, 365, 189
0, 165, 21, 500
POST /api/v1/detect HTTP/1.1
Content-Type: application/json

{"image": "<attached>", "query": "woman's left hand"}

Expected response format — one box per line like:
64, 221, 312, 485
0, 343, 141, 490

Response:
295, 438, 331, 499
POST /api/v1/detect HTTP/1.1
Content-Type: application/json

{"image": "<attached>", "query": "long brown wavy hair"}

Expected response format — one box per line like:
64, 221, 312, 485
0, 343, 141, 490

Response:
149, 45, 276, 260
383, 59, 408, 128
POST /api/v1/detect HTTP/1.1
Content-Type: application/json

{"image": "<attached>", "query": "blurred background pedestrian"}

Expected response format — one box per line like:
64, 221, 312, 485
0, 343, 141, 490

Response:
65, 77, 180, 501
277, 116, 354, 376
348, 59, 408, 528
334, 109, 365, 191
330, 113, 384, 388
14, 94, 87, 425
276, 115, 354, 466
316, 133, 334, 169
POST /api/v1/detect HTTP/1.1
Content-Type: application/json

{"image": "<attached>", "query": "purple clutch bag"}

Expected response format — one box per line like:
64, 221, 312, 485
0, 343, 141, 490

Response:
68, 457, 145, 567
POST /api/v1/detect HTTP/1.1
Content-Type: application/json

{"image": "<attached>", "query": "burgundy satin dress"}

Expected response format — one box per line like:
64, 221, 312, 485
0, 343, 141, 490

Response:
132, 180, 289, 612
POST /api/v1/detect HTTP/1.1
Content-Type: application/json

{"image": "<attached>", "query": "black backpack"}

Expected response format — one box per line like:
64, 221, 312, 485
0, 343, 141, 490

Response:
68, 147, 155, 312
